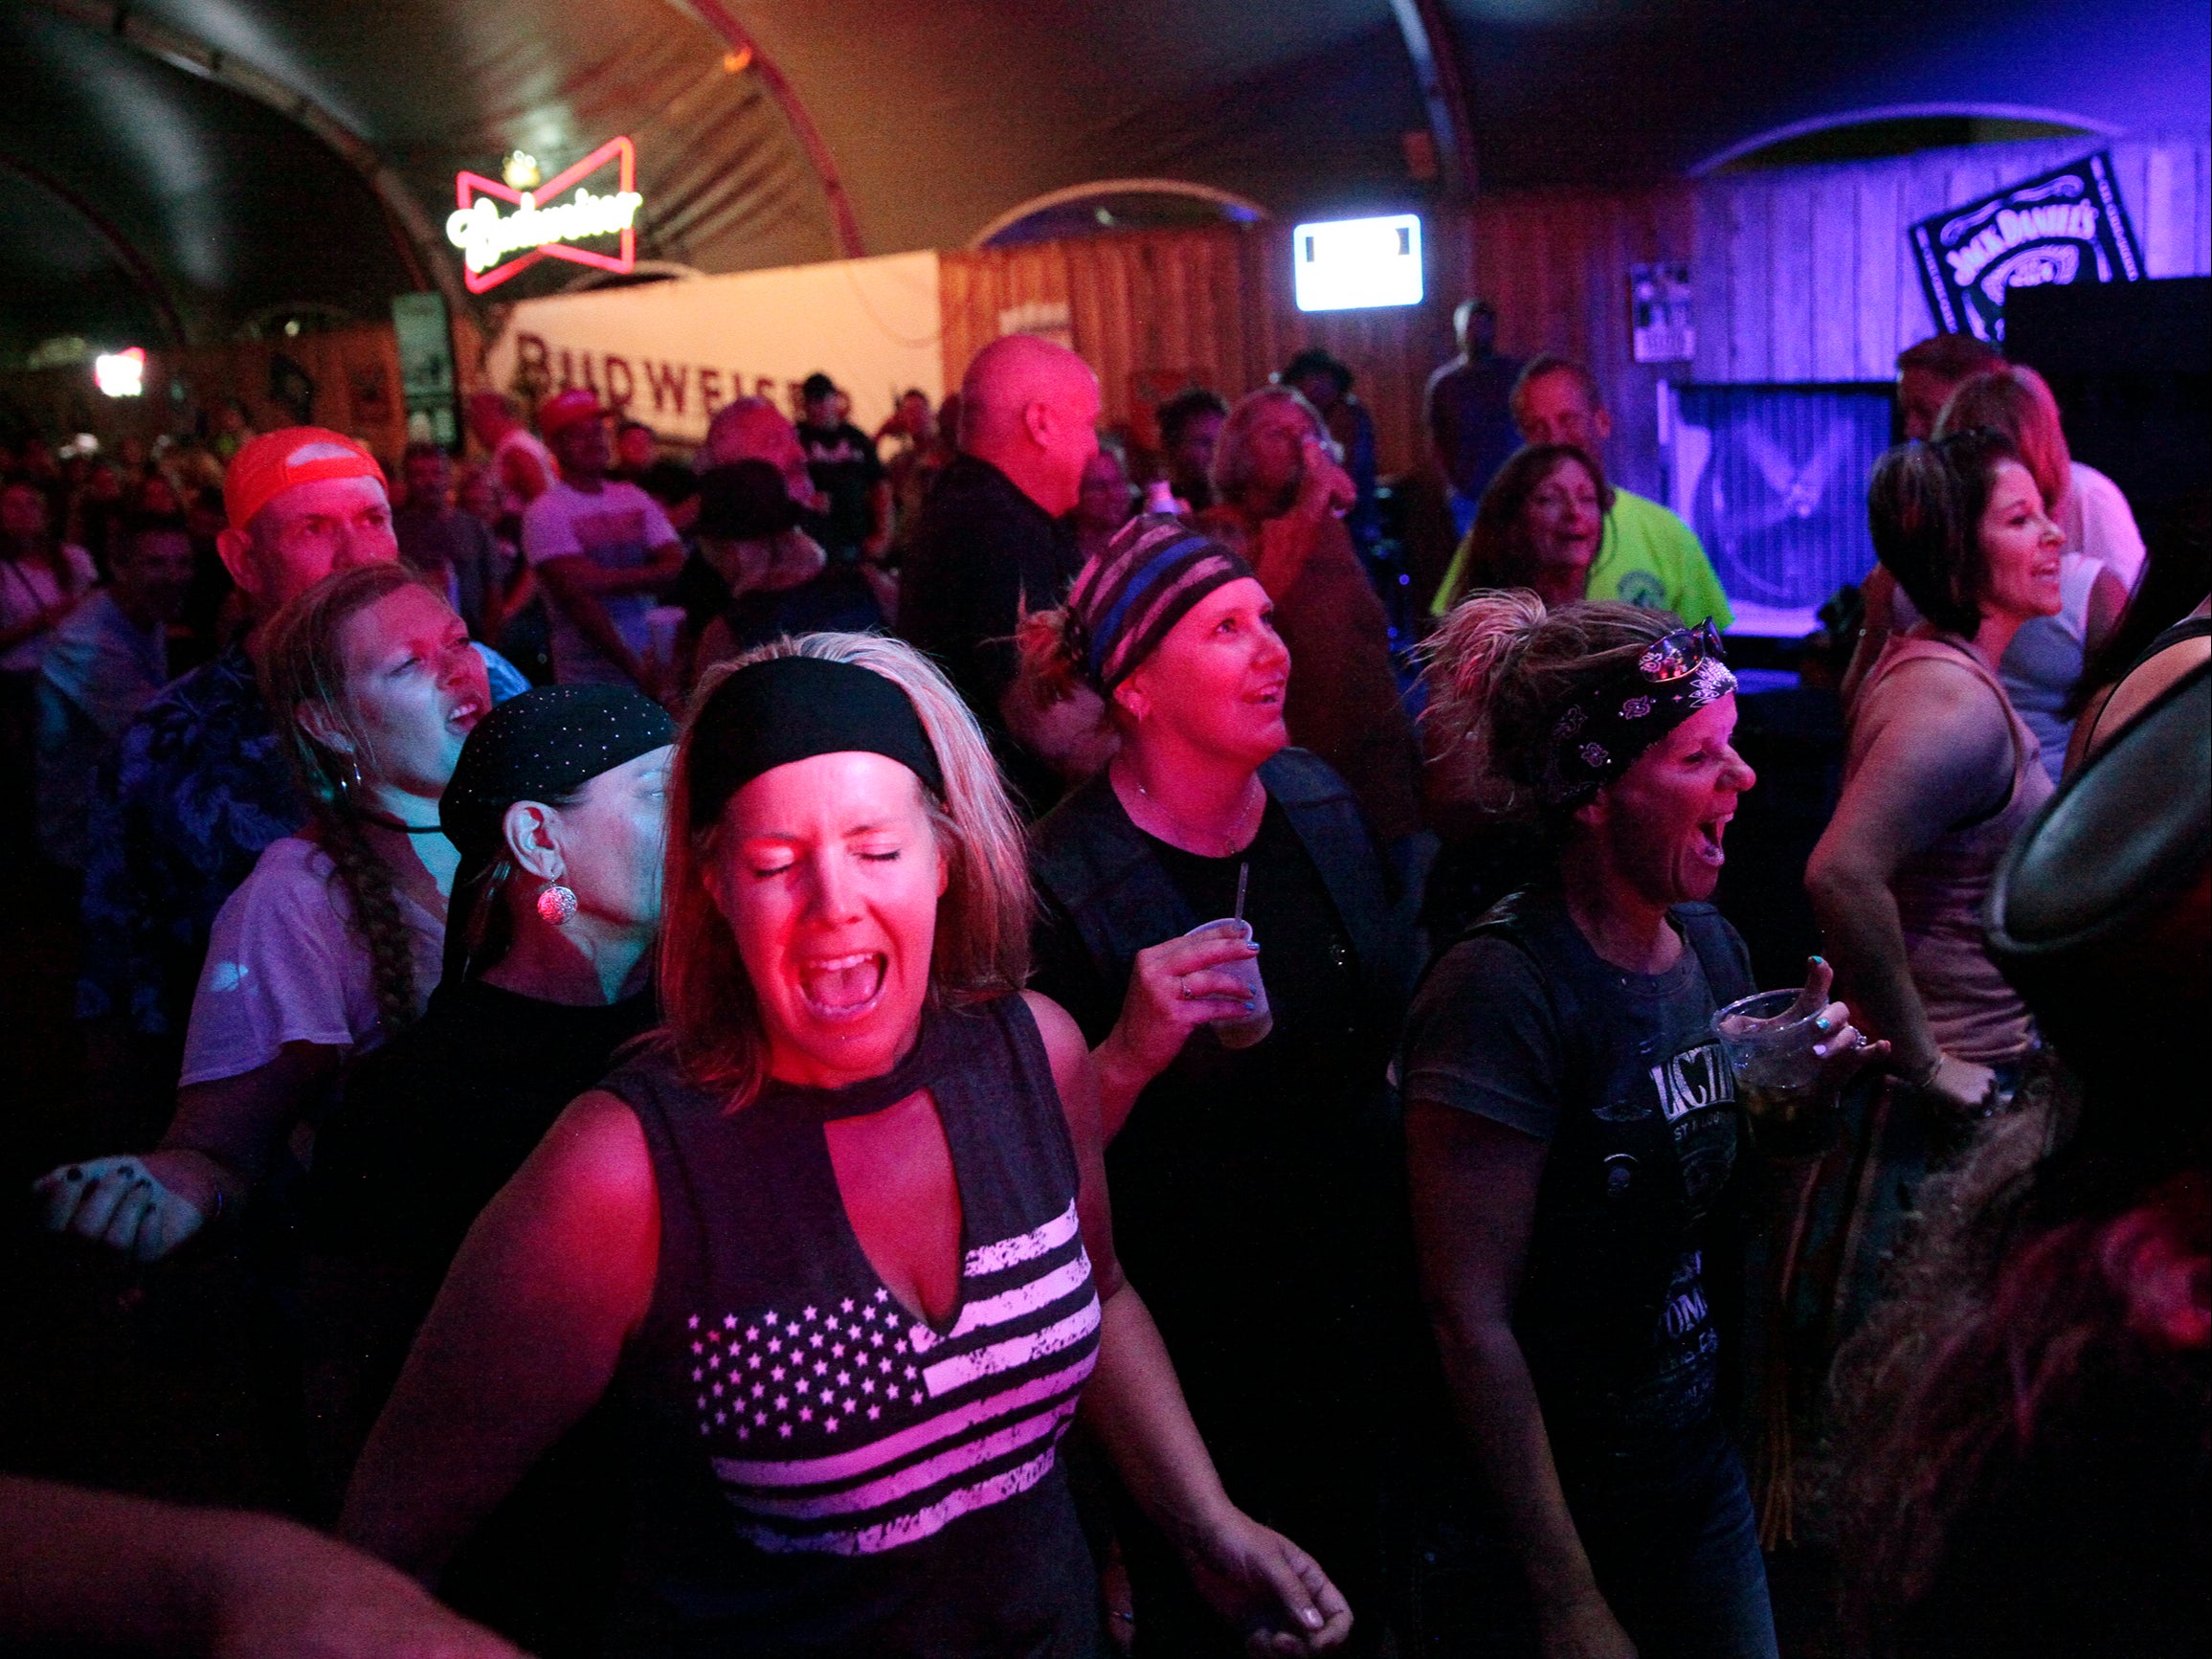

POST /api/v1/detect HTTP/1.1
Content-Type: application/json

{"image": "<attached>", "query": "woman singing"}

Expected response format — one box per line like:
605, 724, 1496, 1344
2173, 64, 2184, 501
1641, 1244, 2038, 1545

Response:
342, 633, 1352, 1658
36, 564, 489, 1259
1402, 594, 1876, 1658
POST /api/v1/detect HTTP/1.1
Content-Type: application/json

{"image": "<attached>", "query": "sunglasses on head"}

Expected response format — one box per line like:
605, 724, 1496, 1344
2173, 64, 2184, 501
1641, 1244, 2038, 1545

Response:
1636, 618, 1725, 683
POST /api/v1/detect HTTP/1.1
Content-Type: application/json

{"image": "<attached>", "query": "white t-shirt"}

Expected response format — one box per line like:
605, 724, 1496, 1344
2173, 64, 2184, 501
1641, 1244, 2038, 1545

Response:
180, 836, 443, 1088
520, 479, 677, 684
0, 545, 98, 673
2062, 461, 2145, 594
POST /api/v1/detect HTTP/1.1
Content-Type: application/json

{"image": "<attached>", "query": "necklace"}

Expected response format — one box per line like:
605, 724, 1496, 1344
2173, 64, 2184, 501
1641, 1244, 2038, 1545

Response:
1128, 769, 1263, 859
362, 809, 447, 836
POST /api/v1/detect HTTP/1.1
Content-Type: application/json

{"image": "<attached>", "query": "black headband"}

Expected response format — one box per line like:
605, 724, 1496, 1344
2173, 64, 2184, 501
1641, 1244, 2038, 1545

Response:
439, 684, 674, 989
687, 654, 946, 831
1541, 619, 1737, 805
441, 684, 675, 862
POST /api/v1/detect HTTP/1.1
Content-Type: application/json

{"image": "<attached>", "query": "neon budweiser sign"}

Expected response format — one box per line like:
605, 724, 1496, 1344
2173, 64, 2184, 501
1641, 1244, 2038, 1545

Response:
446, 136, 643, 294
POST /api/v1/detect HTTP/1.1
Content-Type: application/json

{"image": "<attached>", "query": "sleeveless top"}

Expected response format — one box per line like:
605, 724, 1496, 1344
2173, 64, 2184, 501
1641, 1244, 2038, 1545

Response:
598, 997, 1103, 1659
1847, 634, 2052, 1064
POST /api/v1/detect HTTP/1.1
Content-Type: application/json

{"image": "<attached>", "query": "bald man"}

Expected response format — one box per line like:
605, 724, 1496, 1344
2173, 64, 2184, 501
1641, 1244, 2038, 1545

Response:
898, 334, 1101, 811
700, 396, 824, 514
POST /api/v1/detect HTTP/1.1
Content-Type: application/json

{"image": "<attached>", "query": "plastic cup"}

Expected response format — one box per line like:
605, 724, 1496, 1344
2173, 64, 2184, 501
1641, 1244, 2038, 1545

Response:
1712, 988, 1838, 1159
1182, 917, 1271, 1050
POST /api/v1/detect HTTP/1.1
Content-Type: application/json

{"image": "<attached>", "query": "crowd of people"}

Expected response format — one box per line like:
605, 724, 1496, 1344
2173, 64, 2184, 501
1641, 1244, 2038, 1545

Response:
0, 305, 2204, 1659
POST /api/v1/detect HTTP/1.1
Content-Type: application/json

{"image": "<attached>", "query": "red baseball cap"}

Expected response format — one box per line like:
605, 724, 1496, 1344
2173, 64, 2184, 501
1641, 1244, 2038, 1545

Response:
223, 427, 387, 533
538, 388, 613, 439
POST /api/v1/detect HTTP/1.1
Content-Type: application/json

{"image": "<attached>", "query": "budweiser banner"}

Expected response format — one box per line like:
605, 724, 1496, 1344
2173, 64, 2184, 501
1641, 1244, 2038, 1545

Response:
1910, 151, 2143, 344
480, 251, 944, 446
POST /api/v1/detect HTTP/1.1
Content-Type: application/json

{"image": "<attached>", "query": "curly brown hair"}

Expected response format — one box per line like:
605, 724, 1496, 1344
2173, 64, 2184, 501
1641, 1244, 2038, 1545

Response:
1419, 589, 1672, 832
257, 563, 444, 1035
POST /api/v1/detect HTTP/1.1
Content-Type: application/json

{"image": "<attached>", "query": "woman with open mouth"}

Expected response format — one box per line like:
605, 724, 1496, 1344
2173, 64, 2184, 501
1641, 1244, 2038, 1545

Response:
1401, 594, 1878, 1659
1018, 517, 1422, 1656
34, 563, 490, 1263
340, 631, 1353, 1658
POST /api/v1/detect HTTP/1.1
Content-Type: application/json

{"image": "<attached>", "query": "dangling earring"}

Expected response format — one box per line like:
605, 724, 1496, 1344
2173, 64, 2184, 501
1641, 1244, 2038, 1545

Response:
537, 884, 578, 925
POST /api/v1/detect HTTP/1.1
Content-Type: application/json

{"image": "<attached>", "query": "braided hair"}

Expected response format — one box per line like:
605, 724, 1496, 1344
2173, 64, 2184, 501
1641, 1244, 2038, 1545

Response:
257, 563, 441, 1035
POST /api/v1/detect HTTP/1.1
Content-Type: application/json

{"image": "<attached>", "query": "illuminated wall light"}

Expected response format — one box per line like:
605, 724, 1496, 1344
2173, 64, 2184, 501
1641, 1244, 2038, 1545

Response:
93, 347, 146, 397
1292, 213, 1423, 312
722, 46, 753, 74
448, 136, 643, 294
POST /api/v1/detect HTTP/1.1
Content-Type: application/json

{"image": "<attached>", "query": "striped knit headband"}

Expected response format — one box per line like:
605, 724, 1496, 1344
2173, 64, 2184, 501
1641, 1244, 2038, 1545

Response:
1064, 514, 1257, 691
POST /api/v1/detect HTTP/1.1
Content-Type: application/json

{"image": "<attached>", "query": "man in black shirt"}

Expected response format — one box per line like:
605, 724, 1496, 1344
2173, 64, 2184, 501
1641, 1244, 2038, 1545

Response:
898, 334, 1100, 813
1426, 298, 1524, 534
793, 372, 889, 566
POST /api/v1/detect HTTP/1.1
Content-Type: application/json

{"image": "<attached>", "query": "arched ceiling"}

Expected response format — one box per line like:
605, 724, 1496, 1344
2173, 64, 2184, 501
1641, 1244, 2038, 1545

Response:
2, 0, 2204, 361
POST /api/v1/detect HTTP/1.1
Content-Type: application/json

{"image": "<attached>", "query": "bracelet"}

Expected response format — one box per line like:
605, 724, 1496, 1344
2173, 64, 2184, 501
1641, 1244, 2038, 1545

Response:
1906, 1052, 1945, 1091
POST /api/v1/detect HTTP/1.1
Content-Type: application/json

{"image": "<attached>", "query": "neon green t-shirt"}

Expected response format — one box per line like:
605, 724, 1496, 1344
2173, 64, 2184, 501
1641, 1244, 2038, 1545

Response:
1430, 484, 1734, 628
1586, 487, 1732, 628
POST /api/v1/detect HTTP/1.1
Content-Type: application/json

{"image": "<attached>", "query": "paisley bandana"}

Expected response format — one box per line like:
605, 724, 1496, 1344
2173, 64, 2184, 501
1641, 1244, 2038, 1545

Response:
1541, 619, 1737, 805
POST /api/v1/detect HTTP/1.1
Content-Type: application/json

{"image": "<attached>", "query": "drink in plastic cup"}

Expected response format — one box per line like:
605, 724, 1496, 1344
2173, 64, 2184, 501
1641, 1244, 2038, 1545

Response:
1712, 988, 1837, 1159
1183, 917, 1272, 1050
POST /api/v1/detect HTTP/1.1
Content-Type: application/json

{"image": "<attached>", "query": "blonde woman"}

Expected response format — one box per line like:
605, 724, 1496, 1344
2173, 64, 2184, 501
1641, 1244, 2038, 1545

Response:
342, 633, 1353, 1658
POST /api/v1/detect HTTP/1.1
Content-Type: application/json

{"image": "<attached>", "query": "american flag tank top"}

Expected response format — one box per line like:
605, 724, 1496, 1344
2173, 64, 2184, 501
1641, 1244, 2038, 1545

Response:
602, 997, 1106, 1657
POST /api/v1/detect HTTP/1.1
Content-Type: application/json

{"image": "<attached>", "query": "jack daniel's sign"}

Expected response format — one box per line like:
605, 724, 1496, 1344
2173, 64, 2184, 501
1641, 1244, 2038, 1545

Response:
1911, 151, 2142, 344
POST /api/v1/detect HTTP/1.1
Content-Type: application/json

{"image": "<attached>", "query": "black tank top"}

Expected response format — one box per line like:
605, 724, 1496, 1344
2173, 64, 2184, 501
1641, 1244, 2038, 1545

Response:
598, 996, 1103, 1658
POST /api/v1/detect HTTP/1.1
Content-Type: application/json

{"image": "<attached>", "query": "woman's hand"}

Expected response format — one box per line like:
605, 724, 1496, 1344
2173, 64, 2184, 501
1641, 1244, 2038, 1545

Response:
1537, 1594, 1638, 1659
30, 1150, 227, 1262
1098, 930, 1262, 1087
1912, 1052, 1999, 1116
1776, 956, 1888, 1101
1183, 1510, 1353, 1654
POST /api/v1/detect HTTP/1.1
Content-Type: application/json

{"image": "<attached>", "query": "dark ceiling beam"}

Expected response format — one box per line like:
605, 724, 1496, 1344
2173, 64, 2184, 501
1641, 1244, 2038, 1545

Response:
1387, 0, 1478, 199
0, 153, 187, 347
23, 0, 472, 319
675, 0, 867, 259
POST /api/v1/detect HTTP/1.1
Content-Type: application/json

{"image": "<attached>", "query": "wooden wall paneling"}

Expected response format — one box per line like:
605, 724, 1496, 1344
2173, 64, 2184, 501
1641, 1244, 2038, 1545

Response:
1855, 165, 1904, 380
1771, 180, 1818, 381
1594, 199, 1644, 495
2139, 139, 2196, 276
1892, 151, 1954, 345
2198, 138, 2211, 276
1690, 183, 1733, 384
1620, 188, 1696, 499
1809, 170, 1860, 380
1726, 181, 1773, 382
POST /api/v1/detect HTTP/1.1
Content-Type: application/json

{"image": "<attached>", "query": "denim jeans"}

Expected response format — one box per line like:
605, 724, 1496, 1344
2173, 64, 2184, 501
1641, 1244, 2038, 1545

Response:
1402, 1414, 1779, 1659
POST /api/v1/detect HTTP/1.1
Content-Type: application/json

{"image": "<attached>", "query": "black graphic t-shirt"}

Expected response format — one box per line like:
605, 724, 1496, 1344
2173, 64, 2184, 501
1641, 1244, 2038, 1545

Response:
795, 420, 885, 556
1403, 922, 1739, 1436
